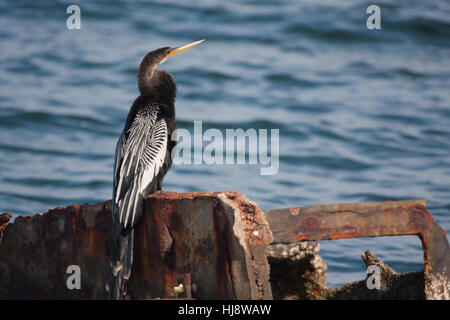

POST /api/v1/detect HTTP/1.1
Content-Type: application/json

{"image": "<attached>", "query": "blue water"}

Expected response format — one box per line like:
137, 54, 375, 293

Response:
0, 0, 449, 288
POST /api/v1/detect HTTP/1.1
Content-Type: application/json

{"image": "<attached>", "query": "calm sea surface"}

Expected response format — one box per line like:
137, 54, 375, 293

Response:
0, 0, 449, 288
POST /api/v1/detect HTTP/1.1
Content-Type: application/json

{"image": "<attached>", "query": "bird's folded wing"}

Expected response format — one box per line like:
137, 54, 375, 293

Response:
113, 114, 168, 228
112, 132, 126, 222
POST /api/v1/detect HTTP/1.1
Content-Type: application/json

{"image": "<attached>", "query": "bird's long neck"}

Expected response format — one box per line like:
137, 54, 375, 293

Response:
138, 65, 176, 106
137, 58, 157, 95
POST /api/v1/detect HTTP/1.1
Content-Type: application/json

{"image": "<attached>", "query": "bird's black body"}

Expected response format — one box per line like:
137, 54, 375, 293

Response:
106, 46, 182, 300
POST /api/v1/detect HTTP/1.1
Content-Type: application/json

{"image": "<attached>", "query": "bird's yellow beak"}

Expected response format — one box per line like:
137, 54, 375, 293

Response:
166, 39, 205, 58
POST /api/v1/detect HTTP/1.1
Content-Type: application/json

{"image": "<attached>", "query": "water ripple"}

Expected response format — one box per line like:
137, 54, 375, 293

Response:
1, 0, 449, 288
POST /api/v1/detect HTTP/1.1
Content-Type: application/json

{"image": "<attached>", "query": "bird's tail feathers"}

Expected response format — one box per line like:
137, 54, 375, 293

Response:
106, 226, 134, 299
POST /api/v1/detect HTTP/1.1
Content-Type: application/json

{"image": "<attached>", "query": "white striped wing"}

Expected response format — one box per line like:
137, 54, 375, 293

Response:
113, 114, 168, 228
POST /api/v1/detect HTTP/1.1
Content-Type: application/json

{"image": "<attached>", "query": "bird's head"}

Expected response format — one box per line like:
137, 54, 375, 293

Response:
138, 39, 204, 95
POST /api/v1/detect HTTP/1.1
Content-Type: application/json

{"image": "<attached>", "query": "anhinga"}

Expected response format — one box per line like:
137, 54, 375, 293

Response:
106, 40, 204, 299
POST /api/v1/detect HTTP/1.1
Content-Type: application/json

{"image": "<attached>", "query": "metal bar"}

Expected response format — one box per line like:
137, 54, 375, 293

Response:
264, 200, 450, 299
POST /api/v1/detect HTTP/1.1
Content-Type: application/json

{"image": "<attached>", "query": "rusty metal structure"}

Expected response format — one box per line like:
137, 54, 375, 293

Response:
0, 193, 449, 299
264, 200, 450, 299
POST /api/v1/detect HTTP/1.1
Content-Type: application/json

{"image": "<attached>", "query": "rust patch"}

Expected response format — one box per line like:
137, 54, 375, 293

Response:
294, 217, 358, 240
223, 191, 271, 245
212, 202, 233, 299
0, 213, 12, 226
0, 213, 12, 244
341, 224, 358, 235
407, 206, 428, 232
227, 194, 236, 200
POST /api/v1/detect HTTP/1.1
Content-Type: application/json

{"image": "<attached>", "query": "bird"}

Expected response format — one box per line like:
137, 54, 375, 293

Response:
106, 39, 205, 300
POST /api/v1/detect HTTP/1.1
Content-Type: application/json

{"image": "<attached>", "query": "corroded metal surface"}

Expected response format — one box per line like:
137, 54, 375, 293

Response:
1, 195, 448, 299
0, 202, 112, 299
131, 190, 273, 300
0, 191, 273, 300
264, 200, 450, 300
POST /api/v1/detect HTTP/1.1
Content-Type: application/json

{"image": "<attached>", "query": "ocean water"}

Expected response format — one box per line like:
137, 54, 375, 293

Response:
0, 0, 449, 288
